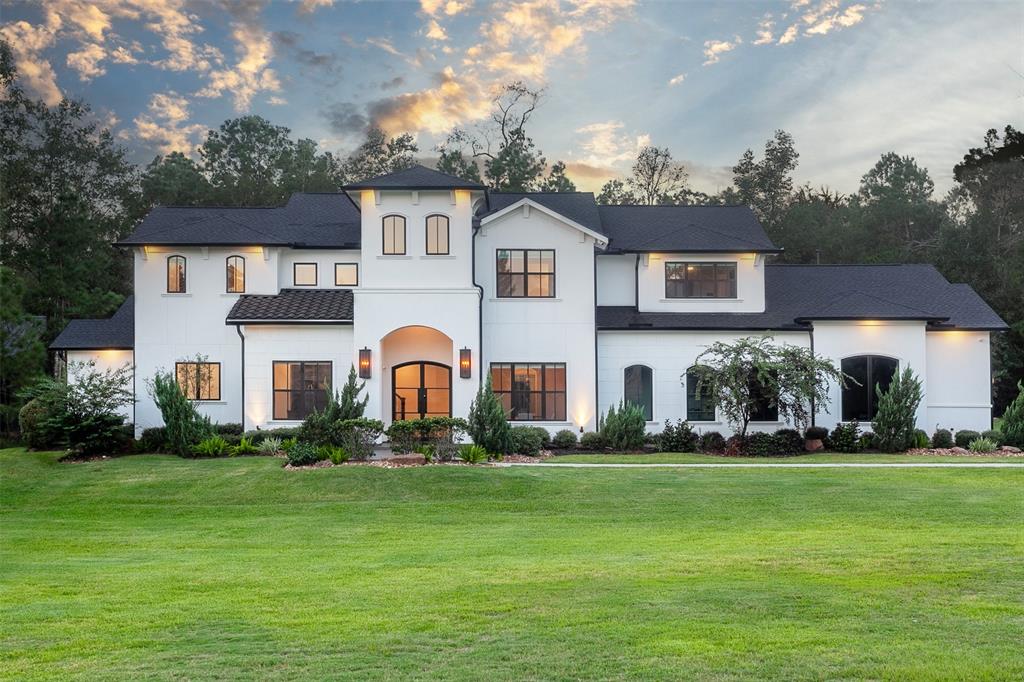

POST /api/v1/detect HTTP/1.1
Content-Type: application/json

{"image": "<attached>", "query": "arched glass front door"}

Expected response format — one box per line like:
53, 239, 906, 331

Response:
392, 361, 451, 421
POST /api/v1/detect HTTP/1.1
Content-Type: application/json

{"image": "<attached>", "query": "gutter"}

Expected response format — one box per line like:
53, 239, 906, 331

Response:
234, 324, 245, 427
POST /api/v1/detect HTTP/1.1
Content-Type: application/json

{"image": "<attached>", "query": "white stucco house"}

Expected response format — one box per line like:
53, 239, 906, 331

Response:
51, 165, 1007, 437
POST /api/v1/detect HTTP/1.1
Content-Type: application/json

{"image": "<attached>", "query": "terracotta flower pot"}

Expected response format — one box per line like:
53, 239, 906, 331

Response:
805, 438, 824, 452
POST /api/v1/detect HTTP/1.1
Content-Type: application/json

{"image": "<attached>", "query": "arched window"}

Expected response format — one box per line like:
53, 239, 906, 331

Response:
425, 214, 450, 255
624, 365, 653, 421
167, 255, 186, 293
226, 255, 245, 293
685, 367, 716, 422
841, 355, 898, 421
382, 215, 406, 255
748, 371, 779, 422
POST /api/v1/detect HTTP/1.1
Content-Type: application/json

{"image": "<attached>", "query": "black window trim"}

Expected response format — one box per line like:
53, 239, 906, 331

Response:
226, 254, 245, 293
685, 366, 716, 422
292, 262, 318, 287
495, 248, 557, 299
841, 354, 899, 422
623, 364, 654, 422
665, 261, 737, 299
166, 254, 186, 294
272, 360, 333, 421
489, 361, 567, 422
175, 361, 221, 401
424, 213, 451, 256
382, 214, 407, 255
748, 370, 779, 422
334, 262, 359, 287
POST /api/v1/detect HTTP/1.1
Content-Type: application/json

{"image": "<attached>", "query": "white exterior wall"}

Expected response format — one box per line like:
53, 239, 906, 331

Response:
637, 253, 766, 313
596, 254, 636, 306
133, 246, 276, 431
598, 330, 809, 434
278, 249, 361, 289
67, 349, 135, 422
240, 324, 354, 431
926, 331, 992, 432
478, 206, 600, 432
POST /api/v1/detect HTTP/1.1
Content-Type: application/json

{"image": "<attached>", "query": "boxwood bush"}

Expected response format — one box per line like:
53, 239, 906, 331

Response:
510, 425, 545, 456
658, 419, 697, 453
931, 428, 954, 448
551, 429, 577, 449
954, 430, 980, 448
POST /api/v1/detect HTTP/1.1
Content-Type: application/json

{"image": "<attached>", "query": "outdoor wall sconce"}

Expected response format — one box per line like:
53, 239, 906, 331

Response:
459, 348, 472, 379
358, 347, 372, 379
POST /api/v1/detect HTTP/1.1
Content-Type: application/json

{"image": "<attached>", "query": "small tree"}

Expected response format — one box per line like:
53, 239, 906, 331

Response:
467, 376, 511, 454
872, 367, 924, 452
687, 336, 846, 437
148, 368, 213, 456
1001, 381, 1024, 447
337, 364, 368, 420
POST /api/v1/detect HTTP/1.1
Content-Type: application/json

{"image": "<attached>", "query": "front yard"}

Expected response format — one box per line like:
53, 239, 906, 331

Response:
2, 448, 1023, 680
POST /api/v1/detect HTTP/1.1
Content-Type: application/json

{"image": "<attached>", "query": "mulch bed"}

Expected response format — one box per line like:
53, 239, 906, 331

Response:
906, 446, 1023, 457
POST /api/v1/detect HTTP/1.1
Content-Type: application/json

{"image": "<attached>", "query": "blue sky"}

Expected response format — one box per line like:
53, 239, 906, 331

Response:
2, 0, 1021, 194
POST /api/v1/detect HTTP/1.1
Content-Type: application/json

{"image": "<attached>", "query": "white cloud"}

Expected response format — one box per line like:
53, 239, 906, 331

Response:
66, 43, 107, 80
668, 72, 686, 86
133, 91, 206, 155
573, 120, 648, 168
0, 16, 63, 104
195, 11, 280, 111
421, 0, 472, 16
778, 25, 799, 44
753, 15, 774, 45
298, 0, 333, 14
426, 19, 448, 41
268, 96, 287, 105
702, 36, 740, 65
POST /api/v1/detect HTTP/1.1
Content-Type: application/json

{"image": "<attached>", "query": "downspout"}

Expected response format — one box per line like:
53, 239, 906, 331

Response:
471, 219, 484, 391
634, 253, 640, 310
234, 324, 246, 427
594, 248, 600, 432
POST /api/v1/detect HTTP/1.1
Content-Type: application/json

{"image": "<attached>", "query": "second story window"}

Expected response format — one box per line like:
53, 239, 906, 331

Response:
382, 215, 406, 255
167, 255, 186, 293
425, 214, 449, 255
335, 263, 358, 286
226, 256, 245, 293
665, 262, 737, 299
496, 249, 555, 298
293, 262, 317, 287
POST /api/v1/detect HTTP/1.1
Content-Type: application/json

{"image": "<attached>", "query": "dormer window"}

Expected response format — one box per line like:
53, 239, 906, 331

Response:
665, 262, 736, 298
167, 255, 186, 293
382, 215, 406, 255
226, 256, 245, 293
425, 214, 449, 255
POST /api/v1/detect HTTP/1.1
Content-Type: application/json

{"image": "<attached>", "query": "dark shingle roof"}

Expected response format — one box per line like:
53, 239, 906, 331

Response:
50, 297, 134, 349
117, 193, 362, 248
226, 289, 353, 323
596, 264, 1007, 331
485, 192, 605, 236
597, 205, 780, 253
343, 164, 485, 190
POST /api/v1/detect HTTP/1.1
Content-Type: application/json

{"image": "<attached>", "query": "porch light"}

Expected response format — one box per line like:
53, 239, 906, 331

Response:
359, 347, 372, 379
459, 348, 472, 379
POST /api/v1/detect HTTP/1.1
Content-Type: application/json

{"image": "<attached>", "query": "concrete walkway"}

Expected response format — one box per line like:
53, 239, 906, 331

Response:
496, 461, 1024, 469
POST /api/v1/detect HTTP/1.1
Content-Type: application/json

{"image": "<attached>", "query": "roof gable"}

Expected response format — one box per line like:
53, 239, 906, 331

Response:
343, 164, 484, 190
480, 196, 608, 245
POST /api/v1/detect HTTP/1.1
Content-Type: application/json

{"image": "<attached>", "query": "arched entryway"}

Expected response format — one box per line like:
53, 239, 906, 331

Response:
392, 361, 451, 421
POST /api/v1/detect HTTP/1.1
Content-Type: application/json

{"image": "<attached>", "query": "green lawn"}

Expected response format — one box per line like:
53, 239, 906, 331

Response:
2, 448, 1023, 680
552, 451, 1024, 464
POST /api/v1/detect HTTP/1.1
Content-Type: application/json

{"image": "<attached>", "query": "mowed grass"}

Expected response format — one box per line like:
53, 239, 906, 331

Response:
2, 448, 1023, 680
552, 452, 1024, 464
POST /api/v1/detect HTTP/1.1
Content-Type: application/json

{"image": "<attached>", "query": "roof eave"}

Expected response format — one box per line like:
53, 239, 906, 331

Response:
225, 319, 353, 325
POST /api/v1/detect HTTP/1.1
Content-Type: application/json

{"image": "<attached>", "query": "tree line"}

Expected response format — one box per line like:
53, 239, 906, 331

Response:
1, 38, 1020, 430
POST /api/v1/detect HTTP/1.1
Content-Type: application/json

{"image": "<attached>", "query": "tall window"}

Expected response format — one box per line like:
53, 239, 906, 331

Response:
624, 365, 653, 421
425, 214, 450, 255
334, 263, 358, 286
666, 262, 736, 298
382, 215, 406, 255
490, 363, 566, 421
273, 361, 332, 420
226, 255, 245, 293
749, 371, 779, 422
175, 361, 220, 401
496, 249, 555, 298
167, 255, 186, 293
685, 367, 716, 422
841, 355, 898, 422
293, 262, 317, 286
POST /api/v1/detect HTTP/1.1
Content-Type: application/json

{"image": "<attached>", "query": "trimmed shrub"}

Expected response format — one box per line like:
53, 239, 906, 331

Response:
931, 428, 954, 449
552, 429, 578, 449
981, 429, 1003, 446
723, 435, 747, 457
1000, 381, 1024, 447
148, 369, 213, 456
697, 431, 726, 454
968, 437, 997, 453
804, 426, 829, 441
459, 444, 489, 464
192, 435, 230, 457
912, 429, 930, 449
579, 431, 605, 450
335, 418, 384, 461
872, 367, 923, 452
140, 427, 167, 452
530, 426, 552, 450
230, 436, 259, 456
215, 423, 243, 436
829, 422, 862, 453
467, 376, 512, 455
774, 428, 804, 455
510, 425, 544, 455
744, 433, 776, 457
599, 400, 646, 450
659, 419, 697, 453
286, 441, 323, 466
386, 417, 467, 460
18, 398, 54, 450
259, 437, 282, 455
385, 420, 418, 454
955, 430, 980, 449
859, 431, 877, 451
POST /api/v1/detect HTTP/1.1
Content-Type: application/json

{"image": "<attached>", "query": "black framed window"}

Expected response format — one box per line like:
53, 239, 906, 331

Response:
749, 371, 779, 422
666, 262, 736, 298
226, 255, 245, 293
496, 249, 555, 298
293, 262, 317, 286
685, 367, 716, 421
425, 214, 449, 255
175, 361, 220, 401
334, 263, 358, 286
841, 355, 898, 422
273, 361, 332, 420
382, 215, 406, 255
167, 255, 186, 293
490, 363, 566, 421
624, 365, 653, 421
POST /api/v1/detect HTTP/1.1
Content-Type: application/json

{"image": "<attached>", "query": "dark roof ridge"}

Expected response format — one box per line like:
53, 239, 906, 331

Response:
599, 203, 751, 208
767, 262, 936, 268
